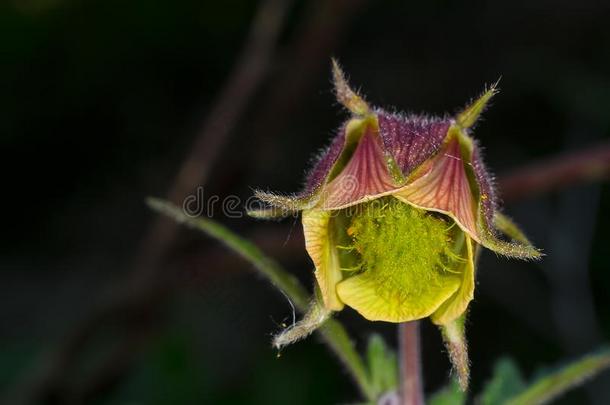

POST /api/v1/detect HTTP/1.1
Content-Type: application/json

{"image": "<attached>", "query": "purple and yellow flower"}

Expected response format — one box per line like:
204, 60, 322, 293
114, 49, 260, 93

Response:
250, 61, 540, 387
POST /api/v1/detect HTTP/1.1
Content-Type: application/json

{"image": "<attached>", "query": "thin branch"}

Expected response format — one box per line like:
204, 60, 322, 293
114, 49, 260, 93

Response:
499, 141, 610, 203
248, 0, 367, 150
134, 0, 295, 282
399, 321, 424, 405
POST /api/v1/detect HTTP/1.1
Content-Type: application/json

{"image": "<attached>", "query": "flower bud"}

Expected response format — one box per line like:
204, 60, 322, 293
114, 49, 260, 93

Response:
249, 60, 541, 388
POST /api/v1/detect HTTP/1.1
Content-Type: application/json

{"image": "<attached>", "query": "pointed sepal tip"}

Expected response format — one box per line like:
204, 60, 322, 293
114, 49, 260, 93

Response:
331, 58, 371, 116
456, 80, 500, 129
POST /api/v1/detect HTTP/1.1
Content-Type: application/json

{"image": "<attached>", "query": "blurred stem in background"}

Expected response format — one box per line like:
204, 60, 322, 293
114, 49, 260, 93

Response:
134, 0, 296, 283
6, 0, 297, 402
498, 142, 610, 203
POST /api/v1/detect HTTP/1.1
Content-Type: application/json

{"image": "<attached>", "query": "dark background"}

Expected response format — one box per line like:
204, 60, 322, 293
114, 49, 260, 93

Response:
1, 0, 609, 404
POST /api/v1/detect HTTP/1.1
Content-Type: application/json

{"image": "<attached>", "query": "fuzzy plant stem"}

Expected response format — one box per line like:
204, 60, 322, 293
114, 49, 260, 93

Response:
399, 321, 425, 405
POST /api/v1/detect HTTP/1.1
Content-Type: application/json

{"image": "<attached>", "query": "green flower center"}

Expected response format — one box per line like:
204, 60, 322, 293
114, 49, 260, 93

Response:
335, 197, 464, 322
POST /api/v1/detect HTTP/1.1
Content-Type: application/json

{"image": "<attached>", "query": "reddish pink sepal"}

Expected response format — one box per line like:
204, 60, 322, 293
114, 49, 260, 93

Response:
319, 126, 397, 209
394, 136, 479, 241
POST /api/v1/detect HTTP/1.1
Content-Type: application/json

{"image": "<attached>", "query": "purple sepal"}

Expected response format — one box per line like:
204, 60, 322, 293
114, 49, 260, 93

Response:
303, 125, 346, 195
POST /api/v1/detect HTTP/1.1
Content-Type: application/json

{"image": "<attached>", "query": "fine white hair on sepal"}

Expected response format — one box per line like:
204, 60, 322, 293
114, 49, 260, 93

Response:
272, 299, 331, 350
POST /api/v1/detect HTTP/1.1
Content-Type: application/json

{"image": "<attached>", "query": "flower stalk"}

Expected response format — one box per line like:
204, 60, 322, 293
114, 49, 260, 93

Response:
399, 321, 424, 405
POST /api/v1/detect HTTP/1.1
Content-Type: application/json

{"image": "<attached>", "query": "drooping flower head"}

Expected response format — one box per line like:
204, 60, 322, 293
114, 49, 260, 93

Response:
249, 60, 541, 389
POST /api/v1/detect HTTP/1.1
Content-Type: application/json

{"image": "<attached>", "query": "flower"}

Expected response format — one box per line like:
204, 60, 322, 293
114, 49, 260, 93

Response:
249, 60, 541, 387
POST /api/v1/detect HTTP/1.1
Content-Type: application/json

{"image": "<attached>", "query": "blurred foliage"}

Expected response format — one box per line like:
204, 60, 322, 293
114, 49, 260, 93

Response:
479, 358, 526, 405
430, 350, 610, 405
429, 379, 466, 405
366, 334, 398, 398
108, 327, 347, 405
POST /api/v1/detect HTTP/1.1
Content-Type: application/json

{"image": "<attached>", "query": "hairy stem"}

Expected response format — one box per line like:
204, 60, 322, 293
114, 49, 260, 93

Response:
399, 321, 425, 405
146, 198, 375, 401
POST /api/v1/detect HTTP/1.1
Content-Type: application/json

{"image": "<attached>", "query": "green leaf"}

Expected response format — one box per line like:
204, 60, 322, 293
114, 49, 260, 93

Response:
146, 197, 376, 401
429, 379, 466, 405
479, 357, 526, 405
366, 334, 398, 397
503, 348, 610, 405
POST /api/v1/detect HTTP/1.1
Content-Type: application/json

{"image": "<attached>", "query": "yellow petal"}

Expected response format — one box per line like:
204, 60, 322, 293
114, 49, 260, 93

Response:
302, 209, 344, 311
336, 260, 461, 323
430, 236, 476, 325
